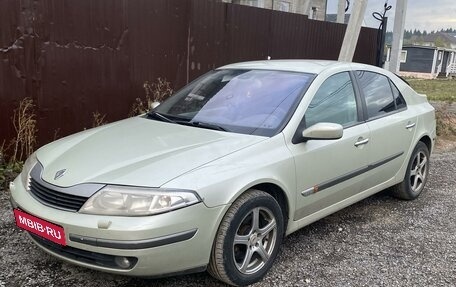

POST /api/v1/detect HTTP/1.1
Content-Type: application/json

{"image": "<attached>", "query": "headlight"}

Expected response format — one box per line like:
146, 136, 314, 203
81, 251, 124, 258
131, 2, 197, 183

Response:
21, 153, 38, 190
79, 185, 201, 216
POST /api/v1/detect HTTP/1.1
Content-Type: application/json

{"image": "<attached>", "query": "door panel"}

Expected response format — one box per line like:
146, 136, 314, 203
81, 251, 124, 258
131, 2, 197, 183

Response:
289, 124, 370, 220
354, 70, 416, 189
363, 111, 417, 189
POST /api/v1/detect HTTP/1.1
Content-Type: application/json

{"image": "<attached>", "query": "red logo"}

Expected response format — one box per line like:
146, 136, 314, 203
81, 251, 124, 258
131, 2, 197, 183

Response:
14, 209, 66, 246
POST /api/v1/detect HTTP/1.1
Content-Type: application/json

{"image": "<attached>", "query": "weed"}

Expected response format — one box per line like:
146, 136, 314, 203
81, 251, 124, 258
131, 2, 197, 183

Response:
53, 128, 61, 141
144, 77, 173, 103
130, 78, 173, 116
1, 97, 38, 189
9, 97, 37, 164
0, 159, 22, 190
129, 98, 149, 117
92, 111, 107, 127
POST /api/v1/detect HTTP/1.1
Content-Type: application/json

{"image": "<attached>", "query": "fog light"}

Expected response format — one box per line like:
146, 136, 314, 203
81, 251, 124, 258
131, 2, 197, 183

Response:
115, 256, 131, 269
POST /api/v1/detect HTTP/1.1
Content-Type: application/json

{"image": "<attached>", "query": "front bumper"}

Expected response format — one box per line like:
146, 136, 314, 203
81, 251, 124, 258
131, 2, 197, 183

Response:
9, 176, 228, 277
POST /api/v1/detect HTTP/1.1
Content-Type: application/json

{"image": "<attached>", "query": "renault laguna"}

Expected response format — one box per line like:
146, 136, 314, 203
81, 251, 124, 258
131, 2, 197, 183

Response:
10, 60, 436, 286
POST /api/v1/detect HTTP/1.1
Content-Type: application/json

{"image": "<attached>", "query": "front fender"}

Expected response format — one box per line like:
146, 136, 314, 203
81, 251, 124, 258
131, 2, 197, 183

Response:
161, 134, 296, 210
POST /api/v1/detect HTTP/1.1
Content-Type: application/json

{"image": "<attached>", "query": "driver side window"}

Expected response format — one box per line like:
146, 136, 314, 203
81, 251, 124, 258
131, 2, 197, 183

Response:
305, 72, 358, 128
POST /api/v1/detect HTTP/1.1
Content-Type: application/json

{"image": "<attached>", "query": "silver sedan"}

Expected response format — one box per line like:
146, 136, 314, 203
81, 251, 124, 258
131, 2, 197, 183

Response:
10, 60, 436, 286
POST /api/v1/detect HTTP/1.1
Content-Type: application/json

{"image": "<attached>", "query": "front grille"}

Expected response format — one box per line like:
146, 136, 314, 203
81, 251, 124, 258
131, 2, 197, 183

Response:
29, 178, 89, 211
29, 233, 138, 270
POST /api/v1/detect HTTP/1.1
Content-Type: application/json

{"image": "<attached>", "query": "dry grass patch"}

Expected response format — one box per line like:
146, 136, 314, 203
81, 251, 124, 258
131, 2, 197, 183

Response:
408, 78, 456, 102
1, 97, 38, 189
434, 104, 456, 152
130, 78, 173, 116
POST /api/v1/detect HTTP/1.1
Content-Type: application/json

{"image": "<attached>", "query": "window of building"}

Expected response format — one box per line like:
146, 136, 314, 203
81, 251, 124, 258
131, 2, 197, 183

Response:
311, 6, 318, 19
245, 0, 265, 8
400, 50, 407, 63
277, 1, 291, 12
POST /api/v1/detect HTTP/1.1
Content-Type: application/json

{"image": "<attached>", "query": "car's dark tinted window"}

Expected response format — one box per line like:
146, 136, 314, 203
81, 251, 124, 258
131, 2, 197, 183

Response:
356, 71, 395, 119
390, 80, 407, 110
305, 72, 358, 128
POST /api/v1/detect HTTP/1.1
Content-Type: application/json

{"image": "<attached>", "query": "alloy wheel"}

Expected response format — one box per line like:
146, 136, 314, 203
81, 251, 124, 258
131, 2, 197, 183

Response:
232, 207, 278, 275
409, 151, 428, 193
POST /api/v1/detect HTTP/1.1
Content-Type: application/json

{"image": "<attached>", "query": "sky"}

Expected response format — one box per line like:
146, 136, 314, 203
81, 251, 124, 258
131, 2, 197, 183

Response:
326, 0, 456, 32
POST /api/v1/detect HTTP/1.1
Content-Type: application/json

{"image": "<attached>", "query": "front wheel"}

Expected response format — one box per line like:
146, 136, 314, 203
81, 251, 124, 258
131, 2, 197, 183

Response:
390, 141, 430, 200
208, 189, 284, 286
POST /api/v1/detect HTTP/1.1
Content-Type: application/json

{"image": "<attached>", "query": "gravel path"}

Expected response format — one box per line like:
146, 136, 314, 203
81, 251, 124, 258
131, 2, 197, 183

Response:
431, 101, 456, 114
1, 151, 455, 287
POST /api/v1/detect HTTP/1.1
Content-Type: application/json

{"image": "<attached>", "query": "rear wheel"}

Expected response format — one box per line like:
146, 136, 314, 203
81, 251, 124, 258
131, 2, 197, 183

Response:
390, 141, 430, 200
208, 189, 284, 286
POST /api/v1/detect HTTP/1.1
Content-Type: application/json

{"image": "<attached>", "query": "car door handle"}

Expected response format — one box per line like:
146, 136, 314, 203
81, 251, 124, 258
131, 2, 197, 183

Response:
406, 122, 416, 129
354, 138, 369, 147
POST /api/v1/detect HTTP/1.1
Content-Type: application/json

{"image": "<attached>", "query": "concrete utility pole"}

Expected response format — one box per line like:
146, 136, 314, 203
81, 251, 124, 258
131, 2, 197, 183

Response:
389, 0, 408, 73
338, 0, 368, 62
337, 0, 346, 23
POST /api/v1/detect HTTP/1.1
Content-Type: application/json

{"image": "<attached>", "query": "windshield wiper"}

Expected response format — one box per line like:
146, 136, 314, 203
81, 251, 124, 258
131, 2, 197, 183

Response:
147, 112, 227, 131
146, 111, 176, 123
192, 121, 228, 131
176, 120, 228, 132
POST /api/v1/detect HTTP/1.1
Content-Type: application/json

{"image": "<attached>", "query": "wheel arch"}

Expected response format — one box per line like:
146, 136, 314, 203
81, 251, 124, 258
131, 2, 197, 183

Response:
418, 135, 433, 153
208, 187, 286, 285
239, 182, 291, 233
394, 133, 433, 186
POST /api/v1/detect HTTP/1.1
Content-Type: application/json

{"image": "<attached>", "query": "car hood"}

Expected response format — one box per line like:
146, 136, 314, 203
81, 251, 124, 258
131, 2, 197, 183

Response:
37, 117, 265, 187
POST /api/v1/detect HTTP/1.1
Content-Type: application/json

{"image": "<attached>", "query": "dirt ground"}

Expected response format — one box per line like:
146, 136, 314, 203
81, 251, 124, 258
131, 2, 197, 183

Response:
1, 149, 455, 287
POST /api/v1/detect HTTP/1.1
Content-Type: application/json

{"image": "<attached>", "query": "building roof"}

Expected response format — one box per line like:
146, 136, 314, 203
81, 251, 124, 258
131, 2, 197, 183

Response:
402, 44, 456, 52
402, 45, 437, 50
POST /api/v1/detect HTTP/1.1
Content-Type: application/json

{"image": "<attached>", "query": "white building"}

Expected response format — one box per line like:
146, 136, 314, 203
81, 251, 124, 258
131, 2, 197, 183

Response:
222, 0, 327, 21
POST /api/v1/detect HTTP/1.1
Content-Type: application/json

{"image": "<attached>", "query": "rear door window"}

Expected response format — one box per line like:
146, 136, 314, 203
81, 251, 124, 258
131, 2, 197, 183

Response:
356, 71, 395, 119
390, 80, 407, 110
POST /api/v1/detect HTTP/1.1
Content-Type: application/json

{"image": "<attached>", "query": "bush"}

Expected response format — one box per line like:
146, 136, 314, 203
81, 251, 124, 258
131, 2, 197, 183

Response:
1, 97, 38, 190
130, 78, 173, 116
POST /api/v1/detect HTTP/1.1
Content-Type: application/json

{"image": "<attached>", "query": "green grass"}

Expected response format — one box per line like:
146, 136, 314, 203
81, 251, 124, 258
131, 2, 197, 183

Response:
407, 79, 456, 102
407, 79, 456, 139
0, 160, 22, 190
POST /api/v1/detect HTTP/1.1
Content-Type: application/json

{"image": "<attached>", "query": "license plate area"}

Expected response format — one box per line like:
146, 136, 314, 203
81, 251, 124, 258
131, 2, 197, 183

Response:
14, 209, 66, 246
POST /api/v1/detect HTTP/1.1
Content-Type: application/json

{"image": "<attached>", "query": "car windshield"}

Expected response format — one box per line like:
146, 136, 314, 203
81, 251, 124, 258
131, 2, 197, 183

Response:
152, 69, 315, 136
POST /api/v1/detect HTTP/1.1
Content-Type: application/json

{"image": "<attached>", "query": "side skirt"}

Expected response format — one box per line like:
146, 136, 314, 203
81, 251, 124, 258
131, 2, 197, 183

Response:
286, 176, 398, 236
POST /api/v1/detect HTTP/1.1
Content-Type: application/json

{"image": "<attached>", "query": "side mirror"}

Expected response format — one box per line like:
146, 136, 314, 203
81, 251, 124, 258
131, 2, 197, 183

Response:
301, 122, 343, 141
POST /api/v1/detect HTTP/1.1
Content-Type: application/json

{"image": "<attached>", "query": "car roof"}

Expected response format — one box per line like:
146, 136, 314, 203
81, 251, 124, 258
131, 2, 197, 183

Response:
218, 60, 375, 74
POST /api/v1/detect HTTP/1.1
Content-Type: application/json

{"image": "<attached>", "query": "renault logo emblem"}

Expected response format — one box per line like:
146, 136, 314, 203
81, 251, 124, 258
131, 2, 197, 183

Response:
54, 169, 67, 180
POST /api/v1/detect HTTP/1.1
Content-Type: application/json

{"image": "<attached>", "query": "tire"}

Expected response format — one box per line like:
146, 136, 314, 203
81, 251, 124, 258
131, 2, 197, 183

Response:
390, 141, 430, 200
208, 189, 284, 286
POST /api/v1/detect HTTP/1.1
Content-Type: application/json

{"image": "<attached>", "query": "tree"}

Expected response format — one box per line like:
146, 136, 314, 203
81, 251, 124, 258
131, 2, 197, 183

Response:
434, 36, 447, 48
